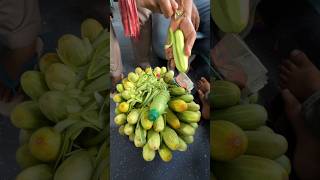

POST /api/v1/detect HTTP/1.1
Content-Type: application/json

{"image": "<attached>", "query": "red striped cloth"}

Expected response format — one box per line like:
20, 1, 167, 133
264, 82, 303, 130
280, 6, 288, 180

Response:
118, 0, 140, 39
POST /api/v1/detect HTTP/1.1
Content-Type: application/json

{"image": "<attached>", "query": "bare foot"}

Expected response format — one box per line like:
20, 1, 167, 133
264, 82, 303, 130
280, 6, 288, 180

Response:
280, 50, 320, 102
282, 89, 320, 180
197, 77, 210, 120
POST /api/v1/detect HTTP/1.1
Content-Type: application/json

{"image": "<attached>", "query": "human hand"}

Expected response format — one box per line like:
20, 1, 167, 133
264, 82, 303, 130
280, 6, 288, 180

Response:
139, 0, 178, 18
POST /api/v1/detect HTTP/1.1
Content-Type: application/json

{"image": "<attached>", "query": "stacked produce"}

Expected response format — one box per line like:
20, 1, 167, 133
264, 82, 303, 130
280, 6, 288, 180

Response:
11, 19, 109, 180
210, 80, 291, 180
113, 67, 201, 162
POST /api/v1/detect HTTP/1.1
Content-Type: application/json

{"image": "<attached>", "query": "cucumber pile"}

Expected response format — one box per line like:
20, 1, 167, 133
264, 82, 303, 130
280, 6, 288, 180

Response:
113, 67, 201, 162
210, 80, 291, 180
11, 19, 109, 180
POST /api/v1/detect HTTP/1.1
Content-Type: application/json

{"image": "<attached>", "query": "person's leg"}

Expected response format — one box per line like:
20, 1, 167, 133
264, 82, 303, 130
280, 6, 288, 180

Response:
131, 7, 152, 68
0, 0, 41, 102
279, 50, 320, 102
197, 77, 210, 120
152, 13, 170, 60
192, 0, 210, 57
282, 89, 320, 180
110, 23, 123, 87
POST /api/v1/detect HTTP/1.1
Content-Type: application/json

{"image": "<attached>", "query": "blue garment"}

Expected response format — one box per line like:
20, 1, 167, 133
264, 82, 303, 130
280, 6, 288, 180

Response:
152, 0, 210, 60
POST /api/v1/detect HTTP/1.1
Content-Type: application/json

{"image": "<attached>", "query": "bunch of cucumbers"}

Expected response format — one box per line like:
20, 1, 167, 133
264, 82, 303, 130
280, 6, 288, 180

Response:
11, 19, 109, 180
210, 80, 291, 180
113, 66, 201, 162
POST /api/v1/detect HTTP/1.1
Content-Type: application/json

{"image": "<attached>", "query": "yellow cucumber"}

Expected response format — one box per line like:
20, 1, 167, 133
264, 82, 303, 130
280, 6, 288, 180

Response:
153, 115, 165, 132
124, 123, 134, 135
176, 122, 195, 136
257, 125, 274, 133
147, 130, 160, 150
165, 108, 181, 129
177, 136, 188, 152
245, 131, 288, 159
214, 155, 288, 180
168, 99, 188, 112
212, 104, 267, 130
181, 135, 194, 144
129, 133, 135, 142
158, 144, 172, 162
118, 125, 125, 136
134, 123, 147, 147
161, 126, 180, 150
178, 111, 201, 123
187, 101, 200, 111
169, 87, 186, 96
141, 110, 153, 130
189, 123, 198, 129
275, 155, 291, 175
142, 144, 155, 161
173, 94, 194, 103
114, 114, 126, 126
127, 109, 140, 125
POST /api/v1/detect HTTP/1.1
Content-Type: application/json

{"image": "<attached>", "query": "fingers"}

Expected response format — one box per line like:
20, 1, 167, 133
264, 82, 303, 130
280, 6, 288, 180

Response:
159, 0, 175, 18
282, 59, 297, 71
201, 77, 209, 84
290, 49, 311, 66
279, 65, 291, 76
179, 18, 196, 56
169, 0, 178, 11
165, 47, 173, 60
198, 89, 204, 99
169, 58, 175, 70
191, 4, 200, 31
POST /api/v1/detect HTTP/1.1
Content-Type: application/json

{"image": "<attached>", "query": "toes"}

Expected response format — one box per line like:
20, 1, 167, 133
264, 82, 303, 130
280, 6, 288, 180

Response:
279, 74, 288, 84
279, 65, 291, 76
198, 80, 204, 89
283, 59, 297, 71
290, 49, 312, 66
201, 77, 208, 83
198, 89, 205, 100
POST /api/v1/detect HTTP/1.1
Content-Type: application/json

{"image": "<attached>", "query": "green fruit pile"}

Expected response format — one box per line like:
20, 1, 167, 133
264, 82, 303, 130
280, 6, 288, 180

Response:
210, 80, 291, 180
113, 66, 201, 162
11, 19, 109, 180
